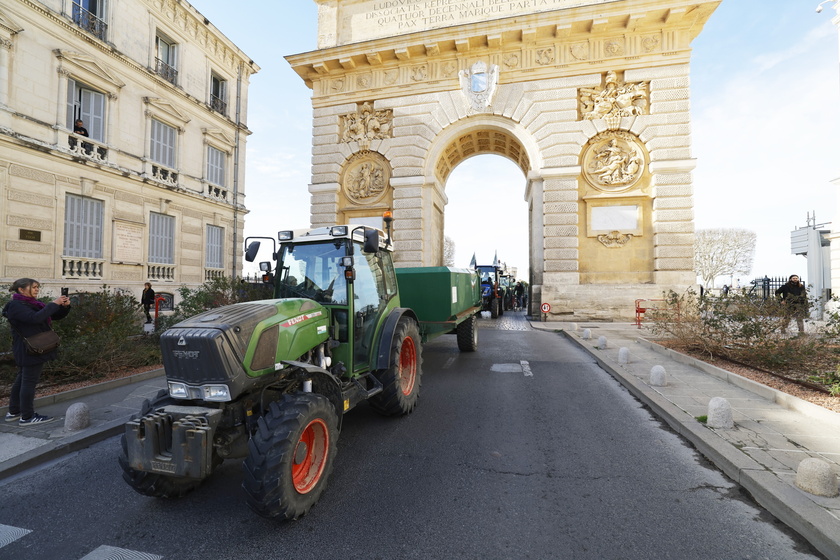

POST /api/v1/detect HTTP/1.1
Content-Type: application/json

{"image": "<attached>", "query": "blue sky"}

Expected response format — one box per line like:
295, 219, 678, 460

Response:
193, 1, 840, 286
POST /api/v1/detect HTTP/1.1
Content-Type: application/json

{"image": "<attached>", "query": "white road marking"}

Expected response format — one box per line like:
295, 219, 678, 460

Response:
521, 360, 533, 377
0, 524, 31, 548
443, 356, 456, 369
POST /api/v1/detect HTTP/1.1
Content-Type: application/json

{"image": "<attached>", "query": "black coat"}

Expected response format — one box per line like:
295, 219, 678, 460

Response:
3, 299, 71, 366
141, 288, 156, 307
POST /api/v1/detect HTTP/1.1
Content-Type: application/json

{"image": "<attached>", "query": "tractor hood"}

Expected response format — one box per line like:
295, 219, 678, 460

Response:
160, 299, 330, 401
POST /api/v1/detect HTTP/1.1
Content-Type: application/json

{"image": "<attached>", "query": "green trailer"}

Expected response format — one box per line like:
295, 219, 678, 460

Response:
395, 266, 481, 351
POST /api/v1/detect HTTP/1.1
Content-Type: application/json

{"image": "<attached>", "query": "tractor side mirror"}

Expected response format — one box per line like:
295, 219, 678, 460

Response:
363, 228, 380, 254
245, 241, 261, 262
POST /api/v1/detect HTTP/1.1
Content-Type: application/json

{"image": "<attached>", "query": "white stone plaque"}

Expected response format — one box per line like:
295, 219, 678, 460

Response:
112, 221, 144, 263
319, 0, 615, 47
590, 205, 638, 232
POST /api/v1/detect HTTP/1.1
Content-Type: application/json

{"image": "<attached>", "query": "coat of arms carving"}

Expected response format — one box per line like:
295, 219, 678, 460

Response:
582, 132, 646, 192
459, 61, 499, 113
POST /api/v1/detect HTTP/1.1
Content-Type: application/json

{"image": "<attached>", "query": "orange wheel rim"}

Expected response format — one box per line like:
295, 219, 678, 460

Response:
292, 418, 329, 494
399, 335, 417, 396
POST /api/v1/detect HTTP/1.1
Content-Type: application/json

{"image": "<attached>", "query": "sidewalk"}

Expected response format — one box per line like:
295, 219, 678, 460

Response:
529, 320, 840, 560
0, 368, 166, 480
1, 321, 839, 558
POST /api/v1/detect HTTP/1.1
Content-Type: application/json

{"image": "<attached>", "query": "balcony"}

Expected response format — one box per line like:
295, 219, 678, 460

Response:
147, 265, 175, 282
72, 4, 107, 41
210, 94, 227, 115
68, 133, 107, 162
204, 268, 225, 281
63, 257, 104, 279
207, 184, 228, 202
151, 165, 178, 187
154, 58, 178, 85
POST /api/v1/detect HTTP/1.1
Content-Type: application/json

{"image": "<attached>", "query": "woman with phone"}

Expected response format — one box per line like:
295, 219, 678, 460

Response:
2, 278, 71, 425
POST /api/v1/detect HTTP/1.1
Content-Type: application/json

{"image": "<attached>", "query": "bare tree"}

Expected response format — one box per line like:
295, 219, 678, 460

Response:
444, 236, 456, 267
694, 228, 757, 288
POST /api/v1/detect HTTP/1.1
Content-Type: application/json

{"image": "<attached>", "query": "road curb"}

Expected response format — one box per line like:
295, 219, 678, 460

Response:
558, 329, 840, 560
0, 416, 130, 481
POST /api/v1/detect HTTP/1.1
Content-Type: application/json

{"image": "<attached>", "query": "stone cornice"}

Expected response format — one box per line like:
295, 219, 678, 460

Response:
143, 0, 260, 75
287, 0, 719, 105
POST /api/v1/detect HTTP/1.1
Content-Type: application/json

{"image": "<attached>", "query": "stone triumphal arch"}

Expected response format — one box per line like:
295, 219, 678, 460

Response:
286, 0, 720, 320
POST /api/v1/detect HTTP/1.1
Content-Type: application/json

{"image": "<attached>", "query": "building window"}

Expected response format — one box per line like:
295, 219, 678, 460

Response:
206, 225, 224, 269
64, 194, 103, 258
66, 79, 105, 142
210, 73, 227, 115
72, 0, 107, 41
206, 146, 226, 187
150, 119, 176, 169
155, 34, 178, 84
149, 212, 175, 264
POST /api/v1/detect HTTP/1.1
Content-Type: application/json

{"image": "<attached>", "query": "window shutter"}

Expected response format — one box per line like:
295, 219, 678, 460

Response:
207, 146, 225, 186
66, 78, 77, 129
149, 212, 175, 264
206, 225, 223, 269
64, 194, 103, 258
151, 120, 176, 168
80, 88, 105, 141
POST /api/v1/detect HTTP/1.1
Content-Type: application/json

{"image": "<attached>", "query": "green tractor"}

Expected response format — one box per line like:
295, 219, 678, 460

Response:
119, 216, 481, 519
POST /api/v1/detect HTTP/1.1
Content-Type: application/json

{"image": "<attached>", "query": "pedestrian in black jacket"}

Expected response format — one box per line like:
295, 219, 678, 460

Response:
141, 282, 156, 323
3, 278, 71, 425
775, 274, 807, 334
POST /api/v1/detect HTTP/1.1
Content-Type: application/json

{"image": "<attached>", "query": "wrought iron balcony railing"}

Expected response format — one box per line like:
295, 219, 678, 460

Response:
72, 4, 107, 41
154, 58, 178, 84
210, 95, 227, 115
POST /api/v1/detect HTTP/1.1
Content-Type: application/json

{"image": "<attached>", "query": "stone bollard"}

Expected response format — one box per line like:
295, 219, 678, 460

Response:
618, 347, 630, 364
64, 402, 90, 431
597, 336, 607, 349
582, 329, 592, 340
707, 397, 734, 429
795, 458, 839, 497
571, 323, 579, 331
649, 365, 667, 386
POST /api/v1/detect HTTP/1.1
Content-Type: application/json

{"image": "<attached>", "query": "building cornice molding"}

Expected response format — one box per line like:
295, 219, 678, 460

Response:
288, 0, 718, 104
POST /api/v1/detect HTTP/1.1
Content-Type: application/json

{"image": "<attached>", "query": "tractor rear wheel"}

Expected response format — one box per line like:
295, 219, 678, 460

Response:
242, 393, 338, 519
456, 314, 478, 352
370, 316, 422, 416
490, 298, 500, 318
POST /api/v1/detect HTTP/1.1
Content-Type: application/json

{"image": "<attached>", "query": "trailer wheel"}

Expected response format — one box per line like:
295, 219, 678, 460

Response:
490, 298, 500, 319
370, 316, 422, 416
242, 393, 338, 519
456, 314, 478, 352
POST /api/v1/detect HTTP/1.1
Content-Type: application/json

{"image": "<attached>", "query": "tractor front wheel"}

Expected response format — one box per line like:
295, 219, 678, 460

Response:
242, 393, 338, 519
490, 298, 500, 319
370, 316, 422, 416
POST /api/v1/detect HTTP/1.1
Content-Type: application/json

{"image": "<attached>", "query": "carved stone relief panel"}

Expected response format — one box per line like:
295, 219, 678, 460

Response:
581, 131, 648, 195
339, 102, 394, 150
341, 151, 391, 206
579, 70, 649, 126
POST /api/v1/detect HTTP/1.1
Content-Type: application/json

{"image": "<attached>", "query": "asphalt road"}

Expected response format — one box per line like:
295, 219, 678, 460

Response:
0, 313, 824, 559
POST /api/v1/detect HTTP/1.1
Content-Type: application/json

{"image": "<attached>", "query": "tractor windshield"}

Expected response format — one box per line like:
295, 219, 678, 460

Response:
277, 242, 348, 305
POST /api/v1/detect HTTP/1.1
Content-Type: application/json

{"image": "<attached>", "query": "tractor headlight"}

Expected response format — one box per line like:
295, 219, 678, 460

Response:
168, 382, 189, 399
202, 385, 232, 402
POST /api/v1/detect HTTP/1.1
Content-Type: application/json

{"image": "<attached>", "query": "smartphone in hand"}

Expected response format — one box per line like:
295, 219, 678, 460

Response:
61, 287, 69, 296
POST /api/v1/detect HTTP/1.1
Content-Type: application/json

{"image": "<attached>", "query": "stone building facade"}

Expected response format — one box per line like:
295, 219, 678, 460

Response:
288, 0, 719, 320
0, 0, 257, 305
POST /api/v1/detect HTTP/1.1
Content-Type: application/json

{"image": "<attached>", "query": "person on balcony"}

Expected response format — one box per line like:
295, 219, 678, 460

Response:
71, 119, 93, 155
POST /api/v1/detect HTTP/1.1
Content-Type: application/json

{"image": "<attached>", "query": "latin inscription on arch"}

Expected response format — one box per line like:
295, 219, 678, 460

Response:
323, 0, 614, 47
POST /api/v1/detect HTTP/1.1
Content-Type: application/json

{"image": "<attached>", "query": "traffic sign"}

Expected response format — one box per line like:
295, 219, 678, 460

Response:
540, 303, 551, 313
